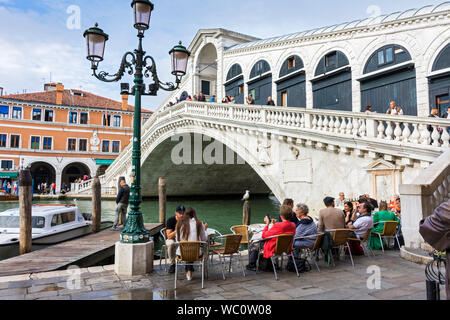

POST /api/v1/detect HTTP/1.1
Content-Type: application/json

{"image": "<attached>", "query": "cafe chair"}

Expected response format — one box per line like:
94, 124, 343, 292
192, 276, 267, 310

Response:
256, 234, 299, 280
174, 241, 207, 290
157, 227, 168, 271
348, 228, 375, 257
211, 234, 245, 280
328, 229, 354, 268
372, 221, 400, 253
294, 233, 324, 272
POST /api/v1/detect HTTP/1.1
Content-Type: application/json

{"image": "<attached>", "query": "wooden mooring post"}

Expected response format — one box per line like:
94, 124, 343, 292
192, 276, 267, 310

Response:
19, 169, 32, 255
243, 200, 251, 226
159, 177, 167, 226
92, 176, 101, 233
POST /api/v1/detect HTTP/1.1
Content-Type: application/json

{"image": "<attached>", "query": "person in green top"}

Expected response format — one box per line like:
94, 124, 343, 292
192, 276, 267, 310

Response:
369, 201, 400, 250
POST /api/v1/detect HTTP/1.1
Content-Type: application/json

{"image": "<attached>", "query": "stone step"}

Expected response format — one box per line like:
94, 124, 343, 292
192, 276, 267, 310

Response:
400, 247, 433, 265
421, 242, 434, 253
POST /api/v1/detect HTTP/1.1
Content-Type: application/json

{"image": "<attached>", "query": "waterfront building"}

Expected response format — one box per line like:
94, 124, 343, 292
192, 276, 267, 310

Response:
0, 83, 153, 193
162, 2, 450, 117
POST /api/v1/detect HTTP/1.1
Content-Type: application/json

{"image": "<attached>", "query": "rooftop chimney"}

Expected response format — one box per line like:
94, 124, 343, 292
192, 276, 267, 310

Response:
56, 83, 64, 105
121, 94, 129, 111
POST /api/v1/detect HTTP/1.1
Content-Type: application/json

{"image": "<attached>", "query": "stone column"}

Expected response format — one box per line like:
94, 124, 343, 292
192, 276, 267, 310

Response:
55, 173, 62, 195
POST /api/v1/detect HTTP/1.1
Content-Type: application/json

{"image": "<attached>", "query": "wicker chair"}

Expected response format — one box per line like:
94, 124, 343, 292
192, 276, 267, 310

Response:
294, 233, 324, 272
329, 229, 354, 268
211, 234, 246, 280
230, 225, 251, 262
348, 228, 375, 257
174, 241, 207, 289
255, 234, 298, 280
371, 221, 400, 253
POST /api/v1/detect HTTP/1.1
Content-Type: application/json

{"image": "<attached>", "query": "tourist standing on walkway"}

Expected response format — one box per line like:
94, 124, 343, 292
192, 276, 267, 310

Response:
199, 93, 206, 102
317, 197, 346, 232
51, 182, 56, 195
113, 180, 130, 231
165, 205, 186, 273
175, 207, 208, 281
210, 95, 215, 103
386, 101, 404, 115
365, 106, 374, 114
267, 97, 275, 106
6, 182, 11, 194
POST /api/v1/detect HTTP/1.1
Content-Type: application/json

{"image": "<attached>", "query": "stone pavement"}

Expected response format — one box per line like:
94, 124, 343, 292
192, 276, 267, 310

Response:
0, 251, 446, 300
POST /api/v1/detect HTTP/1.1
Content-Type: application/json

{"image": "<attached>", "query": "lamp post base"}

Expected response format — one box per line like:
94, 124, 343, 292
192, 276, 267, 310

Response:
114, 241, 154, 276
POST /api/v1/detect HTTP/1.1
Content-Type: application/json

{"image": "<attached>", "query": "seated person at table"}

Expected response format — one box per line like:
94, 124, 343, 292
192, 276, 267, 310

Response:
165, 205, 186, 273
344, 201, 358, 226
246, 205, 296, 271
277, 198, 299, 225
347, 202, 374, 239
369, 201, 400, 250
175, 207, 208, 281
293, 203, 318, 256
317, 197, 346, 232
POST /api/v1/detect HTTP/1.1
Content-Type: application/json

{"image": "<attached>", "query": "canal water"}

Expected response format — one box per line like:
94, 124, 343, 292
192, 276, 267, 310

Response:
0, 196, 281, 236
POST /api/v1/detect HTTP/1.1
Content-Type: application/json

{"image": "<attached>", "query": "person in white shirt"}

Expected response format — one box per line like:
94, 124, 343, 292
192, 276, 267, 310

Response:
348, 202, 374, 239
335, 192, 349, 208
175, 207, 208, 280
386, 101, 404, 116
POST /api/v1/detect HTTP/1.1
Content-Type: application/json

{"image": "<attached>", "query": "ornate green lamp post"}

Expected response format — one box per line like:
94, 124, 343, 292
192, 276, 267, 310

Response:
83, 0, 190, 244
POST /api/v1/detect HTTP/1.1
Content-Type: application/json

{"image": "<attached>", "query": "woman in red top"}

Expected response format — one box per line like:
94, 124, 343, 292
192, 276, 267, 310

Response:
246, 205, 296, 270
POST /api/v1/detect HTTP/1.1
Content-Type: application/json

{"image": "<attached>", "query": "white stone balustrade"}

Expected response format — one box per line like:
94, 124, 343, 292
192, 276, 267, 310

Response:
77, 101, 450, 195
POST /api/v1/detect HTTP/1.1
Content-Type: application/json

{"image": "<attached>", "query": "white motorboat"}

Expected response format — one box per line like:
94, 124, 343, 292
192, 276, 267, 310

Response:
0, 204, 113, 261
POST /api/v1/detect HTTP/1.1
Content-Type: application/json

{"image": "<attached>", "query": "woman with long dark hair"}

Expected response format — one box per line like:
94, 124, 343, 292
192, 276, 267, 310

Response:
175, 207, 207, 280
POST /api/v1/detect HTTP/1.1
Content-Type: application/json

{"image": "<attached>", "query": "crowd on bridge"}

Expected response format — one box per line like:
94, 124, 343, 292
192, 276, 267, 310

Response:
162, 91, 450, 122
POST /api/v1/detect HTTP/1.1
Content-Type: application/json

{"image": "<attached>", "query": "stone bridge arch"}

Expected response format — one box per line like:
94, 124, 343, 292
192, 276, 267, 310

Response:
137, 124, 284, 200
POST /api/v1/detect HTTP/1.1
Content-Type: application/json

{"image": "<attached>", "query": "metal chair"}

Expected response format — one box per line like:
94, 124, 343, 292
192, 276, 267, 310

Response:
348, 228, 375, 257
174, 241, 207, 289
328, 229, 354, 268
157, 227, 168, 271
255, 234, 299, 280
372, 221, 400, 253
294, 233, 324, 272
211, 234, 246, 280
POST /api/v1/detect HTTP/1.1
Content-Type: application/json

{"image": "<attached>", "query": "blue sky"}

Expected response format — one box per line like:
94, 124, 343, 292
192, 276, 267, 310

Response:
0, 0, 444, 110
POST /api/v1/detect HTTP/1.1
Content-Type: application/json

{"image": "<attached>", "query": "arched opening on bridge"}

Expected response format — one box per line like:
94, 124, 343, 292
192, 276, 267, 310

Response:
248, 60, 272, 105
62, 162, 91, 187
312, 50, 352, 111
195, 43, 218, 99
429, 42, 450, 117
276, 55, 306, 107
30, 162, 56, 192
140, 133, 271, 198
224, 63, 244, 104
359, 44, 417, 115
